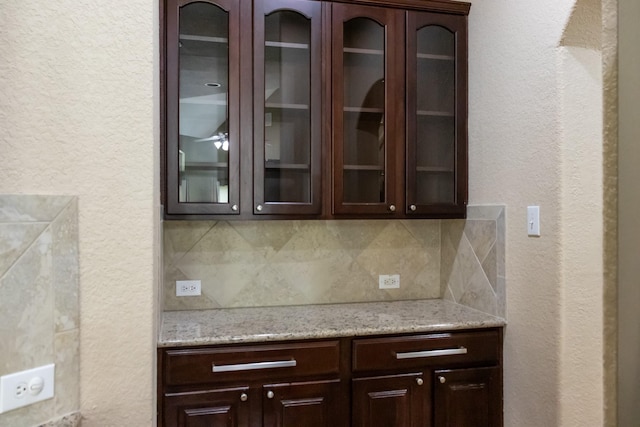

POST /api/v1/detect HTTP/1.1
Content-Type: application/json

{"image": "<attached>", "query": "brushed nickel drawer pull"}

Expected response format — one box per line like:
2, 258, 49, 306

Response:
212, 360, 297, 373
395, 347, 468, 360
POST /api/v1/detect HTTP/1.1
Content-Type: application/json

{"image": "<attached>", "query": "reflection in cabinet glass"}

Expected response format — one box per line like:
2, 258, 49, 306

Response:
264, 11, 312, 204
415, 25, 455, 205
254, 0, 322, 215
342, 18, 386, 204
166, 0, 241, 216
179, 3, 230, 204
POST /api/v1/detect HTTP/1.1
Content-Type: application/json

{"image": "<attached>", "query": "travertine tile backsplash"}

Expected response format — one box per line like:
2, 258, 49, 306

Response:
442, 205, 506, 318
163, 219, 442, 309
163, 205, 505, 316
0, 195, 80, 426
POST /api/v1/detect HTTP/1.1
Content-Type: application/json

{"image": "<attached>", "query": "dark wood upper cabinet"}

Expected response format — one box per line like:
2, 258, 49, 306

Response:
253, 0, 323, 215
331, 4, 404, 216
165, 0, 242, 216
162, 0, 470, 220
405, 12, 468, 218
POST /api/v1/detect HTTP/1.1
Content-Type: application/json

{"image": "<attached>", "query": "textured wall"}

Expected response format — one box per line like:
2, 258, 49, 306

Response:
468, 0, 609, 425
558, 44, 604, 426
617, 0, 640, 424
0, 196, 80, 426
0, 1, 159, 426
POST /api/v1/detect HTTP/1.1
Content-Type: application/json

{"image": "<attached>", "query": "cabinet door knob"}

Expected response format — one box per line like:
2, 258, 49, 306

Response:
439, 376, 446, 384
267, 390, 274, 399
231, 204, 238, 211
416, 378, 424, 386
388, 204, 396, 212
410, 204, 417, 211
240, 393, 248, 401
256, 204, 263, 212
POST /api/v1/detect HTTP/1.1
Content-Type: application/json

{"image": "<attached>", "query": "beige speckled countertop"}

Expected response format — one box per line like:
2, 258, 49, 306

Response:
159, 299, 505, 348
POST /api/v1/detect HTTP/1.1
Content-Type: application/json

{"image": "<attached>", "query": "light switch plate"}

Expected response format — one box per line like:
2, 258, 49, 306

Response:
527, 206, 540, 237
0, 364, 55, 414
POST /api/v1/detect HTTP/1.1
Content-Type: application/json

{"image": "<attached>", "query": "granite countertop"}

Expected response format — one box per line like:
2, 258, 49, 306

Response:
159, 299, 505, 347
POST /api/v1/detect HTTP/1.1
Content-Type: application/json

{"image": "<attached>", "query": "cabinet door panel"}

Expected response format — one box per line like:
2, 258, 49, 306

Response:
263, 379, 343, 427
166, 0, 241, 215
332, 4, 404, 215
164, 387, 250, 427
253, 0, 323, 215
406, 12, 467, 217
433, 367, 501, 427
352, 373, 428, 427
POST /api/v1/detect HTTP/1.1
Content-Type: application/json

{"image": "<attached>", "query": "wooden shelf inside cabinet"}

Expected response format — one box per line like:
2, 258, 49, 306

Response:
344, 164, 384, 171
344, 107, 384, 113
265, 103, 309, 110
343, 47, 384, 56
416, 166, 454, 173
265, 161, 310, 171
183, 162, 229, 171
179, 34, 229, 44
417, 110, 454, 117
417, 53, 455, 61
265, 40, 309, 49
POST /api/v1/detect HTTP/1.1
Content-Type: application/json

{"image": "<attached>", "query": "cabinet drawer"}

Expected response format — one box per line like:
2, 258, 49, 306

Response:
163, 340, 340, 386
352, 330, 500, 373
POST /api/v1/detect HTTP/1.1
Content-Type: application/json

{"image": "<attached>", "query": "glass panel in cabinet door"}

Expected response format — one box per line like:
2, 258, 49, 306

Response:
342, 18, 386, 204
178, 3, 230, 204
263, 10, 312, 203
415, 25, 455, 205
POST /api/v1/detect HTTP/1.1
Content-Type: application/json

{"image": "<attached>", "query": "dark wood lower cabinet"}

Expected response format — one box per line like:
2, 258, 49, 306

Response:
164, 387, 250, 427
263, 380, 342, 427
352, 373, 428, 427
159, 329, 503, 427
433, 367, 501, 427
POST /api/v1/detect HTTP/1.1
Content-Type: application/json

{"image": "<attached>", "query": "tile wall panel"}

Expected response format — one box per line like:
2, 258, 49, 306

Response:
163, 220, 442, 309
163, 205, 505, 317
0, 195, 80, 426
441, 205, 506, 318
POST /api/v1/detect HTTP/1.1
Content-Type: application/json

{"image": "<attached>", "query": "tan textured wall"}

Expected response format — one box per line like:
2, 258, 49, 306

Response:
617, 0, 640, 424
602, 1, 618, 425
558, 44, 604, 426
0, 2, 159, 426
468, 0, 607, 425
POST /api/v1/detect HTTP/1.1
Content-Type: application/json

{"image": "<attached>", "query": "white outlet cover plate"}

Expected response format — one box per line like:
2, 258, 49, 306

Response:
176, 280, 202, 296
0, 364, 55, 414
379, 274, 400, 289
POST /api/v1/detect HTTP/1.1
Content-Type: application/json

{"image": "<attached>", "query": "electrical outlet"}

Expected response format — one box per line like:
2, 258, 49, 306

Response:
379, 274, 400, 289
0, 364, 55, 414
176, 280, 201, 296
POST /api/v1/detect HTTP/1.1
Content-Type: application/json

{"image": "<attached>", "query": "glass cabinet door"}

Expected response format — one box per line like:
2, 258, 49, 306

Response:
332, 4, 403, 215
253, 0, 322, 215
166, 0, 240, 215
406, 12, 467, 216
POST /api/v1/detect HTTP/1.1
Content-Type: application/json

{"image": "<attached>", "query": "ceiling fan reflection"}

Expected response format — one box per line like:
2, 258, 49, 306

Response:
194, 132, 229, 151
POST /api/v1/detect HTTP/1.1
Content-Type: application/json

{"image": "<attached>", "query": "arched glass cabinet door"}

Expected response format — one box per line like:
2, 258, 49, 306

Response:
253, 0, 322, 215
332, 4, 403, 216
165, 0, 241, 215
406, 13, 468, 217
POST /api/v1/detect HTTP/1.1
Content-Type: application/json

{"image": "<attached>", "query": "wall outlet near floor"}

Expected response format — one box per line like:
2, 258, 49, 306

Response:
176, 280, 201, 296
379, 274, 400, 289
0, 364, 55, 414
